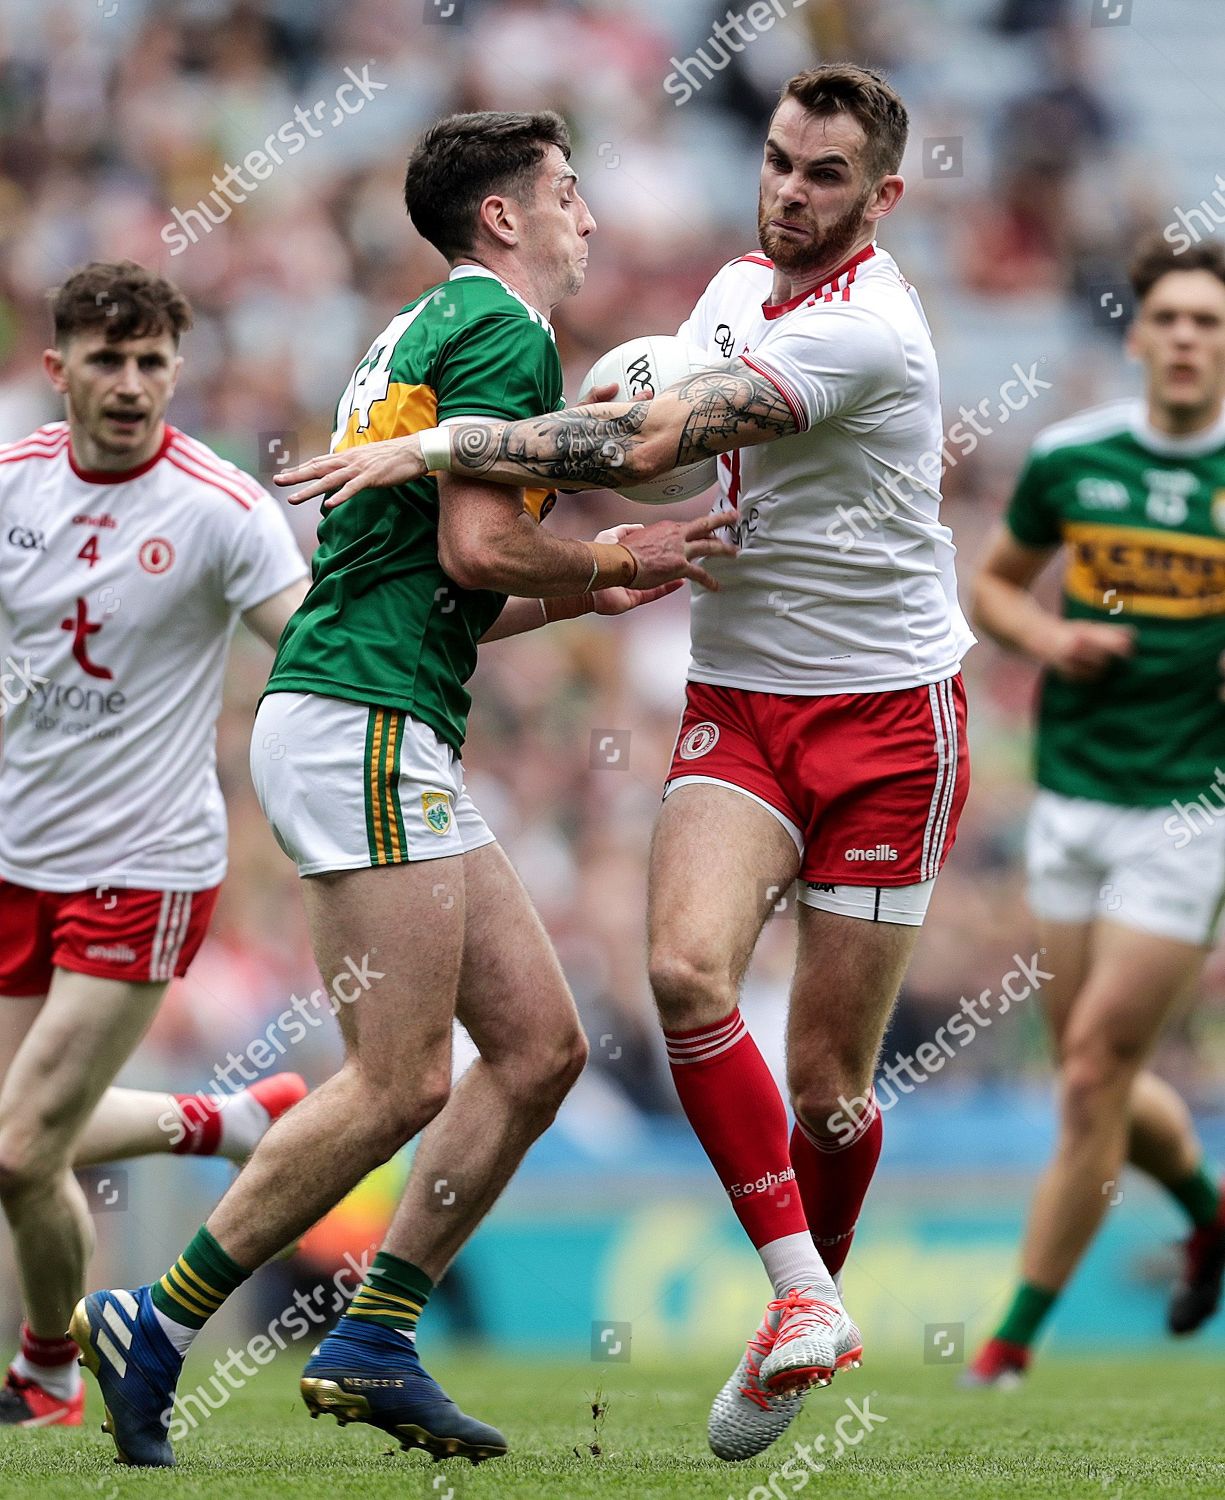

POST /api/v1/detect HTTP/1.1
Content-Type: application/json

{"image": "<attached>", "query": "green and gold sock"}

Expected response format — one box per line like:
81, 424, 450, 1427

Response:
1167, 1163, 1221, 1230
151, 1225, 251, 1330
994, 1281, 1058, 1348
343, 1251, 433, 1335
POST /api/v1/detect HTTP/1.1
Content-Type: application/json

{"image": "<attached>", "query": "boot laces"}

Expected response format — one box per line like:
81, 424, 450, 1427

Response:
767, 1289, 839, 1350
736, 1314, 781, 1411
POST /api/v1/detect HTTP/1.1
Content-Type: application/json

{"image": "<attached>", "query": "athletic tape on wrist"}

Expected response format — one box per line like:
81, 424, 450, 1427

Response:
418, 427, 453, 473
588, 542, 638, 588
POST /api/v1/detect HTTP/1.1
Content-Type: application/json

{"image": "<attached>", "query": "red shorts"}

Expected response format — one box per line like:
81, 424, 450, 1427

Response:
665, 676, 969, 887
0, 880, 220, 996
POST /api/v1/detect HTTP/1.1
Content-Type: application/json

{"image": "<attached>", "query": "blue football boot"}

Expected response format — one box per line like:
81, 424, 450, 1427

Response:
300, 1318, 507, 1462
69, 1286, 182, 1466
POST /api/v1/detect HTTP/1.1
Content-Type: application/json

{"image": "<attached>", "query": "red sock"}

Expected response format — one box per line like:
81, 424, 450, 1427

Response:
664, 1009, 810, 1248
170, 1092, 223, 1156
789, 1092, 883, 1275
19, 1322, 78, 1370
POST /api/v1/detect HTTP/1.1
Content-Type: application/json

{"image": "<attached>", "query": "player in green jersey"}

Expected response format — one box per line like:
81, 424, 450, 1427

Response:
966, 238, 1225, 1383
71, 109, 734, 1468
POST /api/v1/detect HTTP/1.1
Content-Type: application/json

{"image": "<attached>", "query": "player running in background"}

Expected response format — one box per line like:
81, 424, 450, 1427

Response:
73, 112, 731, 1468
965, 238, 1225, 1385
0, 263, 309, 1428
274, 65, 975, 1462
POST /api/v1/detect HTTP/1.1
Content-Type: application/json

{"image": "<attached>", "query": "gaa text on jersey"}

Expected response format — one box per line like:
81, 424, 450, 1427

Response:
6, 525, 46, 551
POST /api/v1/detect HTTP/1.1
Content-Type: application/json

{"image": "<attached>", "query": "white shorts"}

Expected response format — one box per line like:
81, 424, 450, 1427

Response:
1026, 788, 1225, 947
796, 876, 936, 926
251, 692, 496, 878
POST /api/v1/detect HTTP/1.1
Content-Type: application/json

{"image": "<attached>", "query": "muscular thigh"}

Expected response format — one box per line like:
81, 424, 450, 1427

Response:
648, 783, 800, 989
299, 856, 467, 1088
0, 995, 44, 1083
1061, 920, 1207, 1064
1035, 920, 1093, 1052
0, 970, 166, 1157
451, 841, 581, 1063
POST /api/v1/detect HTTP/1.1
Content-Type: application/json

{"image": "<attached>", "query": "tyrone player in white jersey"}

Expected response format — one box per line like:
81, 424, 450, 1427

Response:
276, 65, 974, 1460
0, 262, 309, 1426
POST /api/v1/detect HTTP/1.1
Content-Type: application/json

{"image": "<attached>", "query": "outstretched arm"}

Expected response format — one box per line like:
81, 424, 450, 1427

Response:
441, 360, 799, 488
275, 360, 800, 510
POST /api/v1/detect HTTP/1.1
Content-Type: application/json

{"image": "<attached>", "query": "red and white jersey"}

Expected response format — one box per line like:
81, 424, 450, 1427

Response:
0, 422, 307, 892
677, 244, 975, 694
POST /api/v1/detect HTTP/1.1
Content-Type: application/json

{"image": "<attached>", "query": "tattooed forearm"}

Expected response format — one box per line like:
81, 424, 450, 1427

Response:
670, 363, 797, 465
449, 403, 652, 488
444, 357, 799, 489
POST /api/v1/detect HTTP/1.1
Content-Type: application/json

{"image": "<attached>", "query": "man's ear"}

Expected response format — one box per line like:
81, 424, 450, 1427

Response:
42, 346, 69, 394
477, 193, 520, 250
865, 175, 904, 225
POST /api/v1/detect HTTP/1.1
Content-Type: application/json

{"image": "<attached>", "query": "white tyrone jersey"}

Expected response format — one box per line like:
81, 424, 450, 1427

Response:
0, 422, 307, 892
677, 245, 975, 693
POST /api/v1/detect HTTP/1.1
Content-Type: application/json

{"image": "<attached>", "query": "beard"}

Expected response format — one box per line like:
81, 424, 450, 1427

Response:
757, 187, 872, 275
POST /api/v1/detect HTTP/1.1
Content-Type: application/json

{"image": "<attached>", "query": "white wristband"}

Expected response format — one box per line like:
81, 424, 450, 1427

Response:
418, 426, 453, 473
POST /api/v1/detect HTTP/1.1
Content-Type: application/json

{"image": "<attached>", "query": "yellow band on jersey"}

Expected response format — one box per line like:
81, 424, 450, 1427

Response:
1062, 521, 1225, 618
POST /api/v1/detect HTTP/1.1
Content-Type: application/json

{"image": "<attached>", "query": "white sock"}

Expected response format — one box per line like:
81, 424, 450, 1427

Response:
216, 1088, 273, 1162
151, 1305, 200, 1358
11, 1351, 81, 1400
759, 1231, 840, 1304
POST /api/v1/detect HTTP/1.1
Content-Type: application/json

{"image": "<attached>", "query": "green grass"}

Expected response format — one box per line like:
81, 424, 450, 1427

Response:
2, 1351, 1223, 1499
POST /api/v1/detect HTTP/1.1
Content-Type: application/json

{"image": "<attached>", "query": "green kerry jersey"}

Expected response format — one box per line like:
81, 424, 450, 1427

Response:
266, 266, 563, 751
1006, 398, 1225, 806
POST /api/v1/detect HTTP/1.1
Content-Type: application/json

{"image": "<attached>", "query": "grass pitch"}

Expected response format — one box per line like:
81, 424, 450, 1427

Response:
1, 1350, 1222, 1499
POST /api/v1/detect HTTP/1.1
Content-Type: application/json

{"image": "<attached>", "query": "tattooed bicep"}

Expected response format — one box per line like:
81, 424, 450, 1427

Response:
668, 358, 799, 464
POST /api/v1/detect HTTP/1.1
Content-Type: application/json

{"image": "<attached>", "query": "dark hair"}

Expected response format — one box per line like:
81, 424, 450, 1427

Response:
1130, 236, 1225, 302
776, 64, 909, 182
404, 110, 572, 261
49, 261, 193, 346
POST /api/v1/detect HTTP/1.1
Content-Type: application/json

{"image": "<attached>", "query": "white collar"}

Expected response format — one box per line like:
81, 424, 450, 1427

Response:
447, 264, 554, 335
1130, 399, 1225, 457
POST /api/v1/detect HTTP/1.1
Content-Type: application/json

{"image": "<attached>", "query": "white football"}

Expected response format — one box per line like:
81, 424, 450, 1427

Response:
579, 335, 725, 504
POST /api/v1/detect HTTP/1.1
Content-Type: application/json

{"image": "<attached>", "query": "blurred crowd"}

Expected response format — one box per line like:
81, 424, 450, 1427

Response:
1, 0, 1222, 1134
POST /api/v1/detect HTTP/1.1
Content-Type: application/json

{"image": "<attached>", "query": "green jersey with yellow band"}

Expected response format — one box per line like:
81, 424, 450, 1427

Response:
266, 265, 562, 752
1006, 398, 1225, 806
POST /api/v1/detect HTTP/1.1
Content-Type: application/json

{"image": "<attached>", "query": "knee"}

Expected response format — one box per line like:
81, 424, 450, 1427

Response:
493, 1023, 589, 1115
790, 1071, 873, 1147
648, 946, 736, 1030
545, 1026, 589, 1103
0, 1119, 68, 1200
1059, 1036, 1140, 1137
350, 1065, 452, 1162
788, 1042, 877, 1143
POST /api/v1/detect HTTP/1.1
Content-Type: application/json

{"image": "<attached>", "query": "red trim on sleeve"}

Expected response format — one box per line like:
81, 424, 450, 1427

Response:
740, 354, 808, 434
